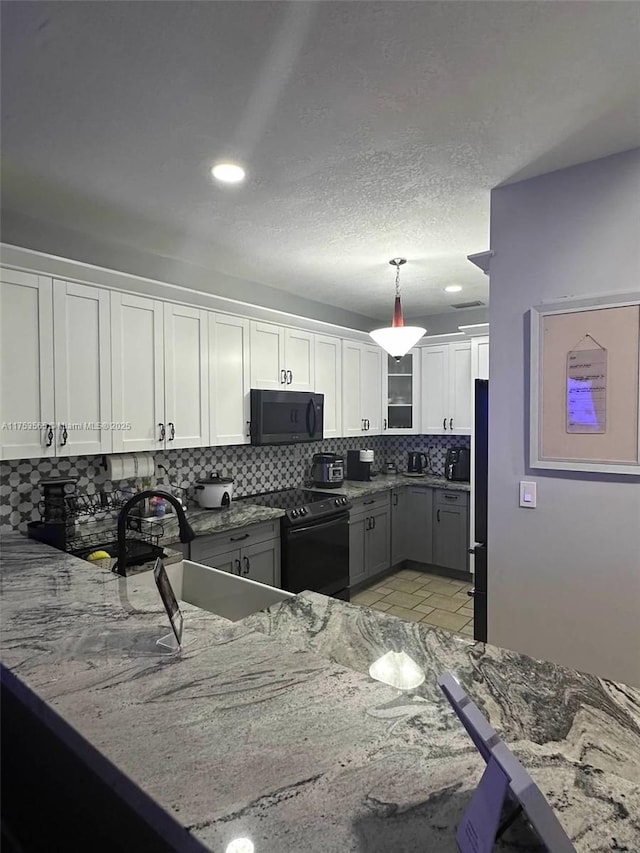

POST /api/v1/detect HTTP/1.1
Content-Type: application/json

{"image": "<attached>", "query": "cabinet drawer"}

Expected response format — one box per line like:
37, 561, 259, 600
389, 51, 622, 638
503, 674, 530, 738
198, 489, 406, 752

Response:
191, 520, 279, 561
350, 491, 390, 517
435, 489, 468, 508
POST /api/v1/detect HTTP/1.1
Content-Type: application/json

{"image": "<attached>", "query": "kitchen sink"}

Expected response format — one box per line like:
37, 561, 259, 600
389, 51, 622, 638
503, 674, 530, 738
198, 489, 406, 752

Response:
129, 559, 294, 621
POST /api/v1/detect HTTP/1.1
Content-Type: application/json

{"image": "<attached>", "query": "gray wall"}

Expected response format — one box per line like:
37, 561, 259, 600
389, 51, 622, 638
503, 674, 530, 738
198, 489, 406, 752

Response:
487, 148, 640, 686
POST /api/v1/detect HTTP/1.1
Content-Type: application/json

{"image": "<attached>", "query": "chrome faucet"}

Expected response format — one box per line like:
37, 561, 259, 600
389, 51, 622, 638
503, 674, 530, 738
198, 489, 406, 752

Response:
115, 490, 196, 576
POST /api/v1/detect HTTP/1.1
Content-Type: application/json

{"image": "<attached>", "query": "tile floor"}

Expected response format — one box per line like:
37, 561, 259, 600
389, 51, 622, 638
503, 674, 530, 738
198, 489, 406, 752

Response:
351, 568, 474, 638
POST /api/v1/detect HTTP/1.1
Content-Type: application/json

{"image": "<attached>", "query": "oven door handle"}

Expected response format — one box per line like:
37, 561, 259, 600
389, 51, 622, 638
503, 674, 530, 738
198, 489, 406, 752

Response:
287, 513, 349, 537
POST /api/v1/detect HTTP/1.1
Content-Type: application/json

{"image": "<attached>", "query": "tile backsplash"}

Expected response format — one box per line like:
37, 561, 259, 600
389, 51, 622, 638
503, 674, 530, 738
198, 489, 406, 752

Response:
1, 435, 469, 534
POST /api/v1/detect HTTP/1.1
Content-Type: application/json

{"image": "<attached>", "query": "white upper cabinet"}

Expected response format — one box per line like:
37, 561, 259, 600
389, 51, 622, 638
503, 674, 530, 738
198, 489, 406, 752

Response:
110, 292, 165, 453
472, 335, 489, 381
209, 313, 251, 445
382, 348, 421, 434
421, 341, 472, 435
249, 321, 314, 391
314, 334, 342, 438
284, 327, 314, 391
163, 303, 209, 449
341, 340, 382, 435
53, 280, 112, 456
0, 269, 55, 460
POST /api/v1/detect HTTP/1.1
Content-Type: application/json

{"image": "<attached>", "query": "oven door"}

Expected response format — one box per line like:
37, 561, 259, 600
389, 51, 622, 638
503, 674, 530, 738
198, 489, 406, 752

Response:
283, 513, 349, 598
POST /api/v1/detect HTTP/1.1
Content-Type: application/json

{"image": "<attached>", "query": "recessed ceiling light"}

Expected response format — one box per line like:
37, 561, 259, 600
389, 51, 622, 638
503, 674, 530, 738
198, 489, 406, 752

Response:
211, 162, 246, 184
444, 285, 462, 293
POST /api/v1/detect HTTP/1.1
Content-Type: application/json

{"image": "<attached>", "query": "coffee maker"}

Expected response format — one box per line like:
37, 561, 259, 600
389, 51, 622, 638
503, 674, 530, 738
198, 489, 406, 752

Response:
346, 449, 374, 481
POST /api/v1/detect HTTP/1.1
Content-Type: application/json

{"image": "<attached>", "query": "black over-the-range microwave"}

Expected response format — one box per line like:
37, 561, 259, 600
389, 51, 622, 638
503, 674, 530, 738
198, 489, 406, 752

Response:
250, 389, 324, 445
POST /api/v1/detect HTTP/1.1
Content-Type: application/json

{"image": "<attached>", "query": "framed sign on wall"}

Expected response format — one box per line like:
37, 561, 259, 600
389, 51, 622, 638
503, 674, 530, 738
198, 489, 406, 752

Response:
530, 294, 640, 475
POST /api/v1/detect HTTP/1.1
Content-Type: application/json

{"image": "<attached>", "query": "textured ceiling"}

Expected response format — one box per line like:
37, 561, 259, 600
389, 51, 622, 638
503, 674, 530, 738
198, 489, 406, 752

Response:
2, 1, 639, 321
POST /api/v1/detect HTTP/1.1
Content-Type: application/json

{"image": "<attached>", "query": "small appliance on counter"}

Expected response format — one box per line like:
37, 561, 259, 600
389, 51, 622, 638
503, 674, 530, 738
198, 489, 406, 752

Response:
194, 473, 234, 509
407, 451, 430, 475
445, 447, 470, 482
311, 453, 344, 488
346, 449, 374, 481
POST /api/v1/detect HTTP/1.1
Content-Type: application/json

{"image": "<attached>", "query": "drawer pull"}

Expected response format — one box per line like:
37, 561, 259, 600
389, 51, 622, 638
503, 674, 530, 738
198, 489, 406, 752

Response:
363, 500, 375, 505
444, 494, 457, 500
230, 533, 250, 542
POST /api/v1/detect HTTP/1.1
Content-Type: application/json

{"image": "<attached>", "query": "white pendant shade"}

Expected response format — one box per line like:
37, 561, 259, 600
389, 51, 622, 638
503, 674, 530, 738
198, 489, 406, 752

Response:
369, 650, 426, 690
369, 325, 426, 358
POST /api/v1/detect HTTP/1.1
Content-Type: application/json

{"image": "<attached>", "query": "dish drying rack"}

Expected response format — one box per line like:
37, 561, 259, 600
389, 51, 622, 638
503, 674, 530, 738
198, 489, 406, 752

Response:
29, 489, 166, 567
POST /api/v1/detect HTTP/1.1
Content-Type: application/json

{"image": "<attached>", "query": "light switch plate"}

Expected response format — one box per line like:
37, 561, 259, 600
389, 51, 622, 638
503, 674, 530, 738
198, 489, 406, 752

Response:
519, 481, 537, 508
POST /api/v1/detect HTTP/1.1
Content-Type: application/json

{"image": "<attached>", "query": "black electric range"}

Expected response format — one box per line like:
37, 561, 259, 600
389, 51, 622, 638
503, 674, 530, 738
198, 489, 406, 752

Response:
238, 488, 351, 600
238, 488, 350, 526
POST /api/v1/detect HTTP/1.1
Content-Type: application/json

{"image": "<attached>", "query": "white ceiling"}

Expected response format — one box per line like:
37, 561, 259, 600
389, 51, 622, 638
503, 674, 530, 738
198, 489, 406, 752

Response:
2, 1, 639, 322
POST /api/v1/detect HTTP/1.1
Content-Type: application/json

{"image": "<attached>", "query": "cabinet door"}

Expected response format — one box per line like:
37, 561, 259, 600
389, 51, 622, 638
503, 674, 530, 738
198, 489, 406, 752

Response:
192, 546, 240, 574
472, 336, 489, 381
421, 345, 448, 434
348, 512, 367, 586
0, 269, 55, 460
390, 488, 407, 566
434, 504, 469, 571
448, 342, 472, 434
366, 506, 390, 578
284, 328, 314, 391
314, 334, 342, 438
241, 539, 280, 586
163, 303, 209, 449
53, 280, 112, 456
361, 344, 383, 433
342, 340, 363, 436
250, 321, 285, 390
384, 349, 420, 434
209, 313, 250, 445
405, 487, 433, 564
111, 292, 165, 452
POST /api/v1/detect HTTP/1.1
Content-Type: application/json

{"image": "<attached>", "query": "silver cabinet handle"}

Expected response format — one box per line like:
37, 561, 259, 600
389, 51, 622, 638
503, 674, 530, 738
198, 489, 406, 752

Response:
280, 369, 287, 384
158, 422, 166, 441
383, 418, 387, 430
437, 508, 441, 523
443, 418, 447, 430
393, 493, 398, 506
168, 422, 175, 441
234, 558, 242, 575
371, 515, 376, 530
246, 421, 251, 437
449, 418, 453, 430
230, 533, 250, 542
242, 555, 250, 575
59, 424, 68, 447
287, 369, 293, 384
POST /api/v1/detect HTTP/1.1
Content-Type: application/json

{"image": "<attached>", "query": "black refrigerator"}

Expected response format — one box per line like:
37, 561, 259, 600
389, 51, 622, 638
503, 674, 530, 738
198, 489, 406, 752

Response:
471, 379, 488, 642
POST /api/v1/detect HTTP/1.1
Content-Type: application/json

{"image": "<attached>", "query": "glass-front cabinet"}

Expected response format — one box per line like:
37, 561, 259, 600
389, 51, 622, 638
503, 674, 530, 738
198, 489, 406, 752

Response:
382, 348, 420, 434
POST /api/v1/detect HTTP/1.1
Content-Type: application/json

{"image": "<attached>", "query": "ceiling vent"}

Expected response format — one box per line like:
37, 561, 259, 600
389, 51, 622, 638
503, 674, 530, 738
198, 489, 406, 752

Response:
451, 300, 485, 309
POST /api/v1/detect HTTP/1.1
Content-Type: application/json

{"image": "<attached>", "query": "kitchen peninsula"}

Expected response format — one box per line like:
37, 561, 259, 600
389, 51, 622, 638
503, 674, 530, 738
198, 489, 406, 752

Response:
1, 533, 639, 852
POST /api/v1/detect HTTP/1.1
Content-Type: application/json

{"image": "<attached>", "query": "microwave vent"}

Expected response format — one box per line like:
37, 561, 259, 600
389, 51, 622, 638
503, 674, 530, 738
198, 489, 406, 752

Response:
451, 300, 485, 309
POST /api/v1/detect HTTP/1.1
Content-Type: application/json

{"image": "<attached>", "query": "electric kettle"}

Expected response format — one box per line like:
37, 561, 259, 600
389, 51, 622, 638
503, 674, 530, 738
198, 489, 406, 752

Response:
407, 451, 429, 474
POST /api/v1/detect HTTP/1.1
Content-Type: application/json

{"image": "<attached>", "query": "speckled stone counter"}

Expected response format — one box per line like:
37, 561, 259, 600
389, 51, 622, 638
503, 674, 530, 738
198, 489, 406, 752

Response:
311, 473, 471, 499
2, 534, 639, 851
160, 502, 285, 545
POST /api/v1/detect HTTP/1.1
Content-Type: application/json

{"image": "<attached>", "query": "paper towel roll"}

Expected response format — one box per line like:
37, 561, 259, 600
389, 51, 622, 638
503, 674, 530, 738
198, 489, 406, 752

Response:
106, 453, 155, 481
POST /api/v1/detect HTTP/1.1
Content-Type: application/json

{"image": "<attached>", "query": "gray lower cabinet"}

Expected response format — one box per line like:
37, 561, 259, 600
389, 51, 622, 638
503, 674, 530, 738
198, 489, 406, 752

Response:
390, 488, 407, 566
190, 520, 281, 587
405, 486, 433, 564
349, 494, 391, 587
433, 490, 469, 572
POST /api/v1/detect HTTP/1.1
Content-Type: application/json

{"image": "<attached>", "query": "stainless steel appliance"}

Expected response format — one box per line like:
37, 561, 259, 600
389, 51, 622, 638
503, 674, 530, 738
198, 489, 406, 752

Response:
468, 379, 488, 641
194, 473, 234, 509
407, 451, 429, 474
239, 488, 351, 600
445, 447, 470, 482
250, 389, 323, 445
346, 449, 373, 481
311, 453, 344, 488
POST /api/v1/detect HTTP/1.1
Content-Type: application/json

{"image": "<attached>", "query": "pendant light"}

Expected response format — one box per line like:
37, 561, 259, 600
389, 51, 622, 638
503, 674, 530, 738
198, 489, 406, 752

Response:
369, 258, 426, 360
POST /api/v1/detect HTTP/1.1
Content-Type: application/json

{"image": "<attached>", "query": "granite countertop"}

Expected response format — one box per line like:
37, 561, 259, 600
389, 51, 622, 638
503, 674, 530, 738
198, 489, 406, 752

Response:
2, 533, 639, 851
160, 503, 285, 545
311, 472, 471, 499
